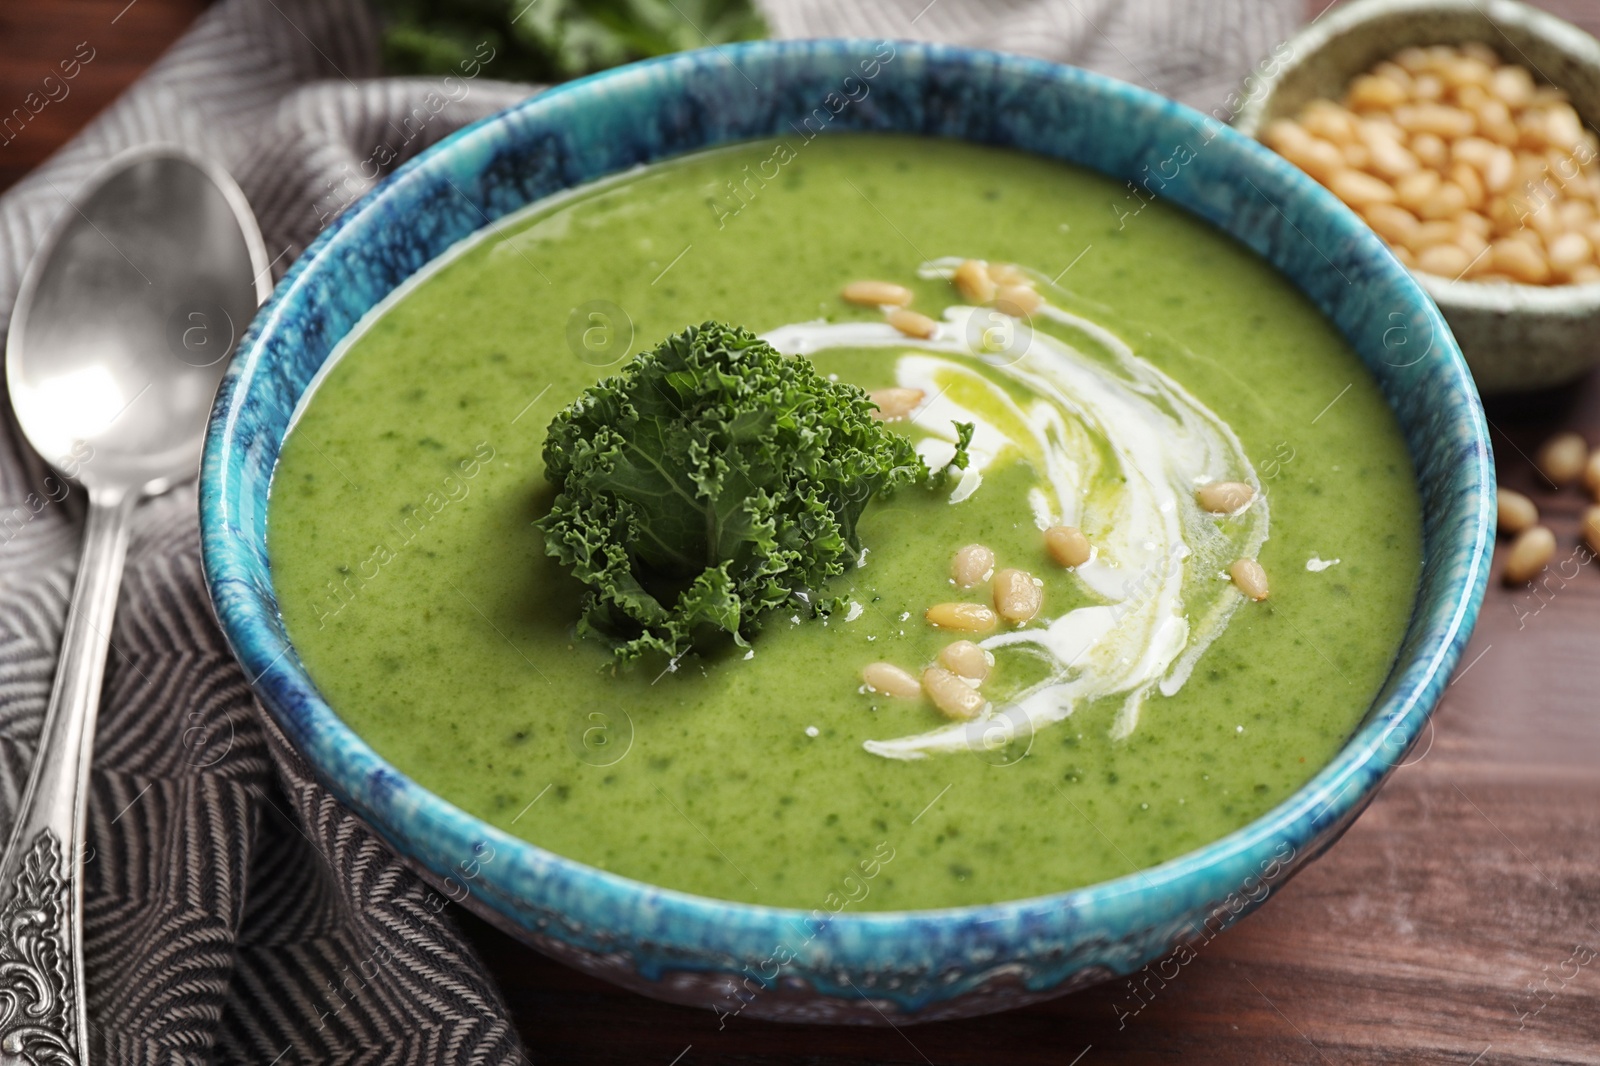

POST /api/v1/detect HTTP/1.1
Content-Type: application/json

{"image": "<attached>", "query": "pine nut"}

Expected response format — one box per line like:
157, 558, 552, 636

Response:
1516, 114, 1549, 153
841, 280, 914, 307
922, 667, 987, 720
1348, 74, 1407, 111
1367, 138, 1420, 179
1410, 132, 1450, 170
1585, 450, 1600, 499
1452, 136, 1497, 169
1479, 105, 1520, 151
1480, 145, 1516, 193
1491, 239, 1551, 284
1343, 142, 1374, 171
1461, 84, 1494, 114
1548, 105, 1586, 151
1044, 525, 1092, 568
1371, 62, 1413, 90
1411, 73, 1445, 103
862, 662, 922, 698
1363, 203, 1422, 245
1548, 231, 1593, 277
1530, 200, 1567, 242
1460, 211, 1493, 237
887, 308, 938, 339
1229, 558, 1269, 601
1417, 242, 1473, 278
1451, 163, 1486, 210
1403, 103, 1476, 139
1263, 118, 1311, 152
988, 262, 1028, 286
994, 284, 1043, 315
1395, 169, 1442, 213
1561, 200, 1596, 228
1196, 480, 1256, 514
1446, 56, 1494, 88
1492, 65, 1536, 109
1454, 228, 1490, 266
993, 568, 1043, 623
1584, 506, 1600, 555
1409, 219, 1458, 253
1497, 488, 1538, 535
1358, 116, 1405, 147
1394, 47, 1430, 73
868, 386, 924, 421
1282, 137, 1347, 183
950, 543, 995, 587
1302, 101, 1360, 143
940, 639, 992, 681
1328, 168, 1396, 206
1537, 431, 1587, 485
926, 602, 998, 633
1502, 525, 1555, 585
952, 259, 997, 304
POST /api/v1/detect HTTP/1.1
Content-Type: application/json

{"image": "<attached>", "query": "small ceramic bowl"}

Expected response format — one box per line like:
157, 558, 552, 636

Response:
1234, 0, 1600, 395
200, 40, 1493, 1023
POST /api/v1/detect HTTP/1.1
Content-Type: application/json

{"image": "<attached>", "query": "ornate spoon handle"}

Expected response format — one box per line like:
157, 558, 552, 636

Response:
0, 489, 135, 1064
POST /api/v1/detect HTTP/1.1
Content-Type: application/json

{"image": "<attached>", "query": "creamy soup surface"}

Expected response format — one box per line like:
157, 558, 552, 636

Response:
269, 135, 1422, 910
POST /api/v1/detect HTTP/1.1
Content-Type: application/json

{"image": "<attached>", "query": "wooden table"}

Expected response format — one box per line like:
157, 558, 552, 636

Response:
6, 1, 1598, 1062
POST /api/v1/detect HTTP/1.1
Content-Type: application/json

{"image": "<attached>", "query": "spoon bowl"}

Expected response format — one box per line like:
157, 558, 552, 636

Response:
0, 145, 266, 1059
8, 148, 268, 492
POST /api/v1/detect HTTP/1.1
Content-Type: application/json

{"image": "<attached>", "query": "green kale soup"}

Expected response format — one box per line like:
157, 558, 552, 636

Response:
268, 135, 1422, 910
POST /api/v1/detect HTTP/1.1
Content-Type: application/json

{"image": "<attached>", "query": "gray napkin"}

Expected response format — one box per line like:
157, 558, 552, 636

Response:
0, 0, 1297, 1059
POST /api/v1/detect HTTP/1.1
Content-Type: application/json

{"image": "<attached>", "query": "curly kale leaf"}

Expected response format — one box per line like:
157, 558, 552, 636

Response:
537, 322, 926, 663
374, 0, 766, 82
950, 421, 975, 471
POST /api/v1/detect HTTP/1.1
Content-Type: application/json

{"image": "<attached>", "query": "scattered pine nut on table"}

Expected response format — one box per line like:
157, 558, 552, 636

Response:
1537, 431, 1588, 486
1503, 525, 1556, 585
1584, 506, 1600, 557
1497, 488, 1538, 535
1585, 450, 1600, 499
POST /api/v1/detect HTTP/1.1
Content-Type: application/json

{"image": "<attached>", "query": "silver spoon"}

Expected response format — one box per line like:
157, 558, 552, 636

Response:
2, 146, 268, 1059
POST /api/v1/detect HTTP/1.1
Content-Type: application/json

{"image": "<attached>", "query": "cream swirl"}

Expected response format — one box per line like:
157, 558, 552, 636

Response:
764, 260, 1268, 760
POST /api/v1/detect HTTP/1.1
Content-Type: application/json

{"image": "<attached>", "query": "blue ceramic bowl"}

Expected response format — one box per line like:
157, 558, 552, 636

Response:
200, 39, 1493, 1023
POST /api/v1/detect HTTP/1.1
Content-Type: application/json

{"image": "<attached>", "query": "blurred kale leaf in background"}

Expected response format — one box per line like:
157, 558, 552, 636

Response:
373, 0, 767, 81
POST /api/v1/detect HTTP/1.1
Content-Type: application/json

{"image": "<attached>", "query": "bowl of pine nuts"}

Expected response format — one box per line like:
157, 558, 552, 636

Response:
1235, 0, 1600, 394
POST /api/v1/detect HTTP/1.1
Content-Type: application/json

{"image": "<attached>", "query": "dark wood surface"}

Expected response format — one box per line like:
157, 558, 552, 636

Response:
0, 0, 210, 192
7, 0, 1600, 1062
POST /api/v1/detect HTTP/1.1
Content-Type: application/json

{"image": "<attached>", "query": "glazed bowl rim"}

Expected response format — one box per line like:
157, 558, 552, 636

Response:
200, 38, 1492, 941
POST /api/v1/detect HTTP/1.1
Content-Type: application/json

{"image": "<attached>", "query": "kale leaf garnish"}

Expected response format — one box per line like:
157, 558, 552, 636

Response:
537, 321, 933, 663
